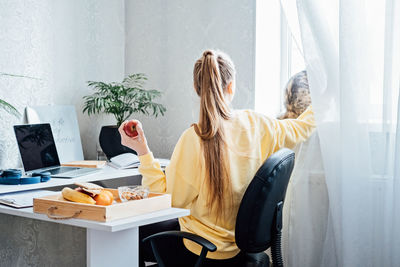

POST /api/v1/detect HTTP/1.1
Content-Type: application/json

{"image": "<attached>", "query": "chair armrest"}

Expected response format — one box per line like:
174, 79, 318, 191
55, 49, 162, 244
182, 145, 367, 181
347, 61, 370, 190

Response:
143, 231, 217, 267
142, 230, 217, 252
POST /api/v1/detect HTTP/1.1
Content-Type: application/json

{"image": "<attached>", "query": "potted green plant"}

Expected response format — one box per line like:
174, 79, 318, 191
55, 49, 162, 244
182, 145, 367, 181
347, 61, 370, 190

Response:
83, 73, 166, 159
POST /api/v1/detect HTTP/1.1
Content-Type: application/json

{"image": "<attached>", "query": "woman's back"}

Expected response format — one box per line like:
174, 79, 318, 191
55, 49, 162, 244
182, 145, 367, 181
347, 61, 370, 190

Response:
139, 107, 315, 259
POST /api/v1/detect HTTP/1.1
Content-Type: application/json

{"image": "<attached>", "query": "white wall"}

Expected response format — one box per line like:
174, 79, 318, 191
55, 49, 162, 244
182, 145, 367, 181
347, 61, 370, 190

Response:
125, 0, 256, 158
0, 0, 125, 168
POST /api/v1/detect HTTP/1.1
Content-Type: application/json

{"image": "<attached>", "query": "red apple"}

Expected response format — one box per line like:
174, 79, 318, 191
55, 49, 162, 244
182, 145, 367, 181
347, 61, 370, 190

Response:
123, 121, 138, 137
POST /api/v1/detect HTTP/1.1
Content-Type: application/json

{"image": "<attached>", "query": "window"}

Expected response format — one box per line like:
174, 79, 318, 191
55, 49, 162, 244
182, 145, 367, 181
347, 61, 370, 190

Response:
255, 0, 305, 117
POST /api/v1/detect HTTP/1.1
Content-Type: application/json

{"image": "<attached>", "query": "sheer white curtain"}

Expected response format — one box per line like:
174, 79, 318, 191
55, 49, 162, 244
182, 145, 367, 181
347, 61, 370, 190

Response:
281, 0, 400, 266
282, 133, 329, 266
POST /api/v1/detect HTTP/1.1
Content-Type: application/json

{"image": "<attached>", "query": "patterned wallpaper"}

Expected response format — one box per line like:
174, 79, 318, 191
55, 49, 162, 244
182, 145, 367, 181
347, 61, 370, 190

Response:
125, 0, 256, 158
0, 0, 125, 169
0, 0, 256, 266
0, 1, 124, 266
0, 0, 256, 165
0, 213, 86, 267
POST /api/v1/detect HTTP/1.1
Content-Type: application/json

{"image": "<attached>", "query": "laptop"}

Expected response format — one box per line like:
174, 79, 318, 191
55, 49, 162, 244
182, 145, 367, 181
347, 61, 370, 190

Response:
14, 123, 99, 178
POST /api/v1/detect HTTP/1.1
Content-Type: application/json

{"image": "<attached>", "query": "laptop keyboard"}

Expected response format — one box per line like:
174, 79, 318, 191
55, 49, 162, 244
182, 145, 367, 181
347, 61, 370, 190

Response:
63, 168, 96, 175
47, 167, 80, 174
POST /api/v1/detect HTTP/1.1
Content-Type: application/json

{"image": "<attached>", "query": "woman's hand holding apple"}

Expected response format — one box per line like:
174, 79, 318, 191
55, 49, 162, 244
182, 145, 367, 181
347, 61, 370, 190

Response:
118, 120, 150, 156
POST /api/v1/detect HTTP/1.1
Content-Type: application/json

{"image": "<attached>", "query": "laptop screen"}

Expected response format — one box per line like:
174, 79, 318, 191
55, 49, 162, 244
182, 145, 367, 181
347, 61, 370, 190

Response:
14, 123, 60, 172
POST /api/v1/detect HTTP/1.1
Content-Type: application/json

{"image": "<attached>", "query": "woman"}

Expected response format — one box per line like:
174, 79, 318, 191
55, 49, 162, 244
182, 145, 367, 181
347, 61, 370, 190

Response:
119, 50, 315, 266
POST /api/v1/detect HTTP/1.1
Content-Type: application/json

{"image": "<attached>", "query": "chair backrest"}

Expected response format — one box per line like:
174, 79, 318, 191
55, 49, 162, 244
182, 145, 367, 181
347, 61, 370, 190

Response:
235, 148, 295, 253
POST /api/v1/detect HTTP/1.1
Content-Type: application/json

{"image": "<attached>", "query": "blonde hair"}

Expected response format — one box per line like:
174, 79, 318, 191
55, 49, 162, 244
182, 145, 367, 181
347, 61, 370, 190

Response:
193, 50, 235, 220
279, 70, 311, 119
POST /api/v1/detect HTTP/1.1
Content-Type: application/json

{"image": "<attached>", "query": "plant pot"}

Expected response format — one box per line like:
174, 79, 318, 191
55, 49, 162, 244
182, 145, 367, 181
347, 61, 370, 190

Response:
99, 126, 136, 160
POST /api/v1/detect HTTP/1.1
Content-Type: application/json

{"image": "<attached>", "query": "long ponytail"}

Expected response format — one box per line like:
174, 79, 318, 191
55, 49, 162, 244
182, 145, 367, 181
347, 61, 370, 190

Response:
193, 50, 236, 220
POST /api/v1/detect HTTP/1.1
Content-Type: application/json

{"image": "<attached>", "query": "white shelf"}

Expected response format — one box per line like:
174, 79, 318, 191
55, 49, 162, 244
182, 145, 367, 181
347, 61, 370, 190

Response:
0, 166, 141, 195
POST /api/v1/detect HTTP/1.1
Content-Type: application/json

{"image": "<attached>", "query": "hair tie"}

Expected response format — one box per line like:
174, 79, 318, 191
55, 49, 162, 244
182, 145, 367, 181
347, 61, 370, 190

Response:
203, 50, 214, 57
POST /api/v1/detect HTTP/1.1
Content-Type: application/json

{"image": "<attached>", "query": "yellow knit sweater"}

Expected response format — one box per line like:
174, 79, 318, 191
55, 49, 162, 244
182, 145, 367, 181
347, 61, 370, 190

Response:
138, 107, 315, 259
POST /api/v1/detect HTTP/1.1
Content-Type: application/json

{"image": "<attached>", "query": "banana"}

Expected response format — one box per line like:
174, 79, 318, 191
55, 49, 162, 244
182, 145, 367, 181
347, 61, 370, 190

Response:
62, 187, 96, 205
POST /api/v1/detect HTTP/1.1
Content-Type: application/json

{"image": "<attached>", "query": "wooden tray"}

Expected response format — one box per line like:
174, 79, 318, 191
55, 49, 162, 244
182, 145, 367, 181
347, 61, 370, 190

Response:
33, 189, 171, 222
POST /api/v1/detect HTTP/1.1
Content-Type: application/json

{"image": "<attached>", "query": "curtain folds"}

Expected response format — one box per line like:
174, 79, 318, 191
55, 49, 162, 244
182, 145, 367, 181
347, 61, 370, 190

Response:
281, 0, 400, 266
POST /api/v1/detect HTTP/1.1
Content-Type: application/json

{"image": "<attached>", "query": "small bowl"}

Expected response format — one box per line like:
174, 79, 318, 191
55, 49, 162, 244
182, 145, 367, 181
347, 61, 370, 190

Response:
118, 185, 149, 202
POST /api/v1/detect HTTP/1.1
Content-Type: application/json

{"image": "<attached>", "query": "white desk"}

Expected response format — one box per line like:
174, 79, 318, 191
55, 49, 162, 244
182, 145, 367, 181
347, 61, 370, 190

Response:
0, 166, 140, 195
0, 165, 189, 267
0, 204, 189, 267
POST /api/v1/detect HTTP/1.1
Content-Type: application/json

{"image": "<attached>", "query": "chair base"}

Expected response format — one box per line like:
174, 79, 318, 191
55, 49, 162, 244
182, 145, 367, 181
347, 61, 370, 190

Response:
144, 252, 270, 267
244, 252, 270, 267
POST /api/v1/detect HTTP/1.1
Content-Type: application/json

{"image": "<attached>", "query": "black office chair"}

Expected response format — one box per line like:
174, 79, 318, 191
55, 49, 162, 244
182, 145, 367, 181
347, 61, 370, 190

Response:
143, 148, 295, 267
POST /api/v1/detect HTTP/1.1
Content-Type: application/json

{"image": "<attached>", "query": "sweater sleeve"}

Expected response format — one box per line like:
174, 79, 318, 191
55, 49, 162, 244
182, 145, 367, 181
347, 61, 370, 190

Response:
138, 152, 166, 192
262, 106, 316, 151
138, 128, 199, 209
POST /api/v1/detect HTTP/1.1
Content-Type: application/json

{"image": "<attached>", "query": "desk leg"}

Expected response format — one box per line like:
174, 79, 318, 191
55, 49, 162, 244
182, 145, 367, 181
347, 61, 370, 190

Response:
87, 227, 139, 267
